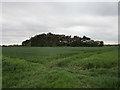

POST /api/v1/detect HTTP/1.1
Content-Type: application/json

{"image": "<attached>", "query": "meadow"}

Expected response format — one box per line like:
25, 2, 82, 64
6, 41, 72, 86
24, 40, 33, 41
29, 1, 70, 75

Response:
2, 46, 119, 88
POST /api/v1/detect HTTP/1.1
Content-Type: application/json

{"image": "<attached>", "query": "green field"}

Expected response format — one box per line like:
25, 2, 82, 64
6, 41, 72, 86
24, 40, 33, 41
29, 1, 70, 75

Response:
2, 47, 119, 88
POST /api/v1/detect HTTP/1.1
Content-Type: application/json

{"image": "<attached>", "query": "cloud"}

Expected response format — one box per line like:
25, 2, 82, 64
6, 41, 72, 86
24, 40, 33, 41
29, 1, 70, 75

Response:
2, 2, 118, 45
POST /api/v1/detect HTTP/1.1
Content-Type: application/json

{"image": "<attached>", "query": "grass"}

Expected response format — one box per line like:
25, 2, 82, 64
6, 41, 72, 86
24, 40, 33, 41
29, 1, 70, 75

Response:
2, 46, 119, 88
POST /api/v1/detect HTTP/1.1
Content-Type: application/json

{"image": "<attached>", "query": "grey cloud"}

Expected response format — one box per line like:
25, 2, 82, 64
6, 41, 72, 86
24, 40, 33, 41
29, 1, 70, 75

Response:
48, 2, 118, 16
2, 2, 118, 45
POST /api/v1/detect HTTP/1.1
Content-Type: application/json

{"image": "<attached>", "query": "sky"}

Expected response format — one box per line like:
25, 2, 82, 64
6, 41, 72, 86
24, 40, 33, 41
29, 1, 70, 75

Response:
1, 2, 118, 45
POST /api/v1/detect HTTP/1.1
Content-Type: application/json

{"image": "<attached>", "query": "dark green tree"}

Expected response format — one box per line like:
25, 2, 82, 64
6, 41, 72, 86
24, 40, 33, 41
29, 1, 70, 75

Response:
22, 32, 104, 47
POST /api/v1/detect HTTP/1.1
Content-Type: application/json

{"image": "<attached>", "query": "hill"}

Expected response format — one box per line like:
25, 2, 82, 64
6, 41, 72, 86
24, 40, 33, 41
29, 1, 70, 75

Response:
22, 32, 104, 47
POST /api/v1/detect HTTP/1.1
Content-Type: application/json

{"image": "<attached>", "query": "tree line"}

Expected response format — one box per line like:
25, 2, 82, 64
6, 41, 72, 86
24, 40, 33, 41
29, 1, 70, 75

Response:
22, 32, 104, 47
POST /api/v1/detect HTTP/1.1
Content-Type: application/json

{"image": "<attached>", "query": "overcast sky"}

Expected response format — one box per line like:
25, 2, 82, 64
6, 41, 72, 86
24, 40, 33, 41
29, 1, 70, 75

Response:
2, 2, 118, 45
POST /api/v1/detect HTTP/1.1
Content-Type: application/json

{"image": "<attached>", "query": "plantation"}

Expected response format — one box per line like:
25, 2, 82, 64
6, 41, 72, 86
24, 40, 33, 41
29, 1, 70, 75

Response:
2, 47, 118, 88
22, 33, 104, 47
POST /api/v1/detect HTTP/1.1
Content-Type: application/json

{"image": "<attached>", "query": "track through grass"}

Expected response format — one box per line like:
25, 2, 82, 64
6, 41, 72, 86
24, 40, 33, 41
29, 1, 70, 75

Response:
2, 47, 118, 88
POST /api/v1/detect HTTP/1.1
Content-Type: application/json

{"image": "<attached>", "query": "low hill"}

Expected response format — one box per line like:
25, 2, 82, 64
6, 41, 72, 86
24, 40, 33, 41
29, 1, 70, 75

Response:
22, 32, 104, 47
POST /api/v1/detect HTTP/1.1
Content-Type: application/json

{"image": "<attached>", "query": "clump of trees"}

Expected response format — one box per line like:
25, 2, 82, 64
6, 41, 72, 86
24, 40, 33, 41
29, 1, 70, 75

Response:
22, 32, 104, 47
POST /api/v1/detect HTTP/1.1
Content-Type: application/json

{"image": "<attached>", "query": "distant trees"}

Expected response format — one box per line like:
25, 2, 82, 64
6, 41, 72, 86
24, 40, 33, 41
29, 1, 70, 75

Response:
22, 32, 104, 47
2, 44, 22, 47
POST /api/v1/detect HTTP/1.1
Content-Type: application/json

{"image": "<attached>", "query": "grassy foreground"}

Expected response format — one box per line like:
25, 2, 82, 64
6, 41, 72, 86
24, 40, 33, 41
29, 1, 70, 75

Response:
2, 47, 119, 88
